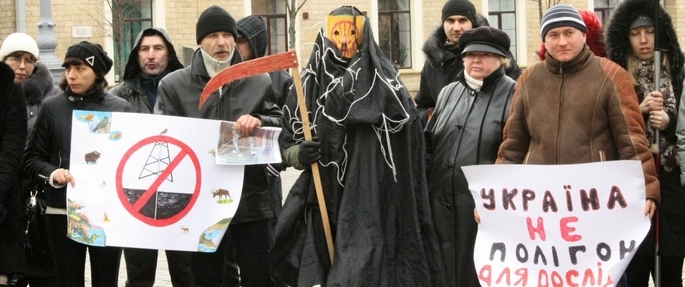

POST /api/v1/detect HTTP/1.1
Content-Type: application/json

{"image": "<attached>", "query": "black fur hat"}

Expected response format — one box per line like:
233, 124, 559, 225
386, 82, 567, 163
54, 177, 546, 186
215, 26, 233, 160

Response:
605, 0, 683, 73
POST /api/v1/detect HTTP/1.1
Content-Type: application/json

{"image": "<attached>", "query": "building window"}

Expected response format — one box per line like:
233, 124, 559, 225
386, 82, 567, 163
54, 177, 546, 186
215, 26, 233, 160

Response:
378, 0, 411, 68
488, 0, 516, 60
112, 0, 153, 79
252, 0, 288, 55
594, 0, 618, 25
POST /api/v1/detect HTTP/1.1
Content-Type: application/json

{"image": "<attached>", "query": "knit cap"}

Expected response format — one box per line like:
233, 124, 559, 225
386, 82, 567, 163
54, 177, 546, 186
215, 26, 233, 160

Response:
441, 0, 477, 26
0, 33, 39, 60
540, 5, 587, 41
63, 41, 113, 77
196, 5, 237, 44
236, 15, 268, 58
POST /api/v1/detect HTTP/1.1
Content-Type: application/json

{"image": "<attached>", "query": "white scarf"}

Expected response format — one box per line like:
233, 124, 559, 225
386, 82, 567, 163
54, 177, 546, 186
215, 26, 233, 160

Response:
200, 48, 234, 78
464, 71, 483, 91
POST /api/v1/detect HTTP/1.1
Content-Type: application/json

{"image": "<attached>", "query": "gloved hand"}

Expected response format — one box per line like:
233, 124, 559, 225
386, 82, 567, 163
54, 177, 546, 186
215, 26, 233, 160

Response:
298, 138, 321, 166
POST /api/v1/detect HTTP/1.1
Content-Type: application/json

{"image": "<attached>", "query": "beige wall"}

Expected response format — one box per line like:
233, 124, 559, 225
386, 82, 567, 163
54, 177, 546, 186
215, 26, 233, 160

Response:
1, 0, 684, 94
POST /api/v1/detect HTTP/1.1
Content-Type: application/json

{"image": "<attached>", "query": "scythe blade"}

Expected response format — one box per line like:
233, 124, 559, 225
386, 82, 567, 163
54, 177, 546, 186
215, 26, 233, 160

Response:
199, 50, 299, 109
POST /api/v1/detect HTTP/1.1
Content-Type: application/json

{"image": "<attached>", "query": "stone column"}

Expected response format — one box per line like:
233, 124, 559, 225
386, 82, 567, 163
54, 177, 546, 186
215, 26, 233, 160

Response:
36, 0, 64, 84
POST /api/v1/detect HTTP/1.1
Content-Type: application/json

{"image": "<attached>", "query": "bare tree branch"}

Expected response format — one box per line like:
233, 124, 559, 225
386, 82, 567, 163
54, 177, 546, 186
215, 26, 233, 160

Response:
284, 0, 308, 49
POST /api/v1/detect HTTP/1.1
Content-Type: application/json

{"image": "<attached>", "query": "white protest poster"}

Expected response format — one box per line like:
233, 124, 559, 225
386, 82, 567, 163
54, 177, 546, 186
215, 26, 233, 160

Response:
67, 111, 247, 252
463, 161, 650, 287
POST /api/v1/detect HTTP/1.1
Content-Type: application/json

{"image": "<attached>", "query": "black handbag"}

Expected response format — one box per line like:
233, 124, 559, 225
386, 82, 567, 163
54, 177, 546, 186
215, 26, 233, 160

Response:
23, 188, 52, 264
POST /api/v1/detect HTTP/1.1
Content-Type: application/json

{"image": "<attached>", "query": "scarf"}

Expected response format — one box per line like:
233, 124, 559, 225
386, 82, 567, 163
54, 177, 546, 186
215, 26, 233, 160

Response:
200, 48, 233, 78
464, 71, 483, 91
631, 54, 678, 171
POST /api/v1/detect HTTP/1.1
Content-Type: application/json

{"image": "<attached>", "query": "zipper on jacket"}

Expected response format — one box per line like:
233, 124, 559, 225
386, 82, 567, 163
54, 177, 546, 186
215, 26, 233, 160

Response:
555, 66, 565, 164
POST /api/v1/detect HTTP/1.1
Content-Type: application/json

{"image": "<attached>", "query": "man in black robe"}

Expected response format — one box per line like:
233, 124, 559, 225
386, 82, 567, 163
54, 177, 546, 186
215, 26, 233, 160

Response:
273, 6, 445, 287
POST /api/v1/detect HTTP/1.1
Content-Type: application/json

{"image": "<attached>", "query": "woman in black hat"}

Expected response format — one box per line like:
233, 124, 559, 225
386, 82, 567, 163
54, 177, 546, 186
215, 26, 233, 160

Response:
606, 0, 685, 286
24, 41, 132, 287
424, 26, 516, 287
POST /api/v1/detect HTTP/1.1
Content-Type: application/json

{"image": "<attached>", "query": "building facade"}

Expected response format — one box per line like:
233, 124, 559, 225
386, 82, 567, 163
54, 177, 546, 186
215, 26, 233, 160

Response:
1, 0, 684, 94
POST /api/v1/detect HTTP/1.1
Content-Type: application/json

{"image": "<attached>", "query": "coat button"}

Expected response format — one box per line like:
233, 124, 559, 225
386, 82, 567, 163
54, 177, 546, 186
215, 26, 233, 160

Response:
456, 124, 463, 129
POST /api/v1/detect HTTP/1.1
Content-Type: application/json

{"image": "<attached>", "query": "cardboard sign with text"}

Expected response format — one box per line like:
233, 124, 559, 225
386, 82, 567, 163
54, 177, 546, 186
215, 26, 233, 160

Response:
463, 161, 650, 287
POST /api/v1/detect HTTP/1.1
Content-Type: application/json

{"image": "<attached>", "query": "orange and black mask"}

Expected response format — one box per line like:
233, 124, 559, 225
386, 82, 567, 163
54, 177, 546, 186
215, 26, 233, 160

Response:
326, 7, 365, 59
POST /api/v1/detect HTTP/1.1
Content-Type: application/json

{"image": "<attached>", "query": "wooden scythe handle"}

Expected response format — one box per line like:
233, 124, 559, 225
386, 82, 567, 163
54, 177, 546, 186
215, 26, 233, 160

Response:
292, 64, 335, 264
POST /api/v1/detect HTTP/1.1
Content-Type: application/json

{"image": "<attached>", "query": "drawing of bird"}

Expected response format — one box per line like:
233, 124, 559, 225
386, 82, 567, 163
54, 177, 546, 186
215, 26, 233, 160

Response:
93, 116, 110, 133
160, 128, 168, 134
80, 113, 95, 122
103, 212, 110, 223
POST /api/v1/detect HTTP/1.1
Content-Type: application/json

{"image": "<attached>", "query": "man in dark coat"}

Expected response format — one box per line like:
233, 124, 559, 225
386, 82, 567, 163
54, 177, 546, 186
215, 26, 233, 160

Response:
273, 6, 445, 286
155, 5, 280, 287
0, 61, 27, 287
109, 27, 191, 287
415, 0, 520, 124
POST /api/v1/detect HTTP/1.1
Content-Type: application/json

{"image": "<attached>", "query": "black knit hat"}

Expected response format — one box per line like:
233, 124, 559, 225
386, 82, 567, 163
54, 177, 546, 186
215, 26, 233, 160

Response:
458, 26, 510, 57
196, 5, 237, 44
441, 0, 477, 26
236, 15, 268, 58
63, 41, 113, 77
540, 5, 587, 41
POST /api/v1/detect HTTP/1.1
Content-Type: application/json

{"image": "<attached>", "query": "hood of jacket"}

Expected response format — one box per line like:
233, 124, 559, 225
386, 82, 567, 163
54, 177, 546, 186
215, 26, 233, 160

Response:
605, 0, 683, 74
236, 15, 268, 58
22, 63, 57, 104
123, 27, 184, 81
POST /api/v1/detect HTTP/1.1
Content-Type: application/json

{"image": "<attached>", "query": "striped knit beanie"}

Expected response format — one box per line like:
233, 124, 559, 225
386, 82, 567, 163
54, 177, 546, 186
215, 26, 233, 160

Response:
540, 5, 587, 41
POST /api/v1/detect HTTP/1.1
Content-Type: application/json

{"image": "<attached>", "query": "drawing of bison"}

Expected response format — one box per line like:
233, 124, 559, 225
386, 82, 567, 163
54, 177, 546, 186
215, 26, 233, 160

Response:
85, 151, 101, 164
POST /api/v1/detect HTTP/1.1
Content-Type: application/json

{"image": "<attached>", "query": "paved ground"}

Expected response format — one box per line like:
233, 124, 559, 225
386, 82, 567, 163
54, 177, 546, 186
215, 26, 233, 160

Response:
85, 168, 303, 286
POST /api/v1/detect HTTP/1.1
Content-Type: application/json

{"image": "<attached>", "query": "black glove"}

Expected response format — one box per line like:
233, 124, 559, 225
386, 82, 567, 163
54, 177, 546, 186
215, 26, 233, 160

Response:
298, 138, 321, 166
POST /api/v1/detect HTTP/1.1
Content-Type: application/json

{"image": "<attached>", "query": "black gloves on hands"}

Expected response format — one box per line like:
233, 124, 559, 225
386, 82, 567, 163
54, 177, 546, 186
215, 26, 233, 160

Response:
298, 138, 321, 166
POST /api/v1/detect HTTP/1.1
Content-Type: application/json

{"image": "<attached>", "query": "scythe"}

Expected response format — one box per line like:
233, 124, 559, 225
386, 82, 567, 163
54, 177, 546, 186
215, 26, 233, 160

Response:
198, 50, 336, 263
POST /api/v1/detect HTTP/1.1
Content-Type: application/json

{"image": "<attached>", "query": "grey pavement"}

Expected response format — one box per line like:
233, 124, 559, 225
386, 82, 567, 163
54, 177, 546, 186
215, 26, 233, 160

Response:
85, 168, 302, 286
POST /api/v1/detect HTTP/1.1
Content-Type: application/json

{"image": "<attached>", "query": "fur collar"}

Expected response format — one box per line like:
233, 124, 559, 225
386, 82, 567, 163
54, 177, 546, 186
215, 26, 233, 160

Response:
422, 25, 460, 68
22, 63, 56, 104
605, 0, 683, 75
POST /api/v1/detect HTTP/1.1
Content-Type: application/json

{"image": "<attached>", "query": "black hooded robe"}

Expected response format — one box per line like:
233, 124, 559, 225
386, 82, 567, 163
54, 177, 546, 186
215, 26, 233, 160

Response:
272, 11, 445, 287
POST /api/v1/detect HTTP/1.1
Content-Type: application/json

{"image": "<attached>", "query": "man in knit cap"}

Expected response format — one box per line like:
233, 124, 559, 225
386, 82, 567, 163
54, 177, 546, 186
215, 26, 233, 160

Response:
154, 5, 280, 287
109, 27, 190, 287
496, 3, 659, 248
414, 0, 520, 124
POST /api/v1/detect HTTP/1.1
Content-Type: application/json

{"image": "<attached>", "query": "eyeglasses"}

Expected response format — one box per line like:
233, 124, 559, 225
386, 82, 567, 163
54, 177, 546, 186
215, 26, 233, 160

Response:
6, 56, 37, 67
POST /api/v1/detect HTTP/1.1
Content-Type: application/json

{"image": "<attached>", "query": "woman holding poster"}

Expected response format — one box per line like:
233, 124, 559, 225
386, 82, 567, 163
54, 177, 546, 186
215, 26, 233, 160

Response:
23, 41, 131, 287
424, 26, 516, 287
606, 0, 685, 285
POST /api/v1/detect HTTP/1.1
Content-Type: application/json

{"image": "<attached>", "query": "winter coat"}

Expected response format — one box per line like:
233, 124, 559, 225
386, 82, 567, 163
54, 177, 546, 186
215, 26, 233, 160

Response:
0, 62, 28, 274
24, 88, 132, 209
155, 48, 281, 223
23, 63, 60, 139
606, 0, 685, 256
497, 45, 660, 203
273, 11, 446, 286
109, 28, 184, 114
425, 67, 515, 287
415, 25, 521, 123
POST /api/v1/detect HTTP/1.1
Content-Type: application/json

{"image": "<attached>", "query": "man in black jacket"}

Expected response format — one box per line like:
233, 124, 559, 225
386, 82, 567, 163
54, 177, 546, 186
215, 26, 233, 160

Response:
109, 28, 190, 287
155, 6, 280, 287
415, 0, 521, 124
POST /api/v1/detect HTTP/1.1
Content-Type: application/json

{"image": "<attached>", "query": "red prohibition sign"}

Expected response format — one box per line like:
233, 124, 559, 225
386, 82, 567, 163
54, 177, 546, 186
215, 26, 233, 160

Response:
116, 135, 201, 226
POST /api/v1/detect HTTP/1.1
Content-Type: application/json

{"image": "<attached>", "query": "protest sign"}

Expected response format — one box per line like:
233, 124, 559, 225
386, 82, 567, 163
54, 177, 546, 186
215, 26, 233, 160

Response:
463, 161, 650, 287
66, 111, 278, 251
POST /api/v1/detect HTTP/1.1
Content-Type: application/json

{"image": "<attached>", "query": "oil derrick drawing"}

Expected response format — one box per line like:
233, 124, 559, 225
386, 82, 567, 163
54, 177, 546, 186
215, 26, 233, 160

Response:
138, 141, 174, 182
